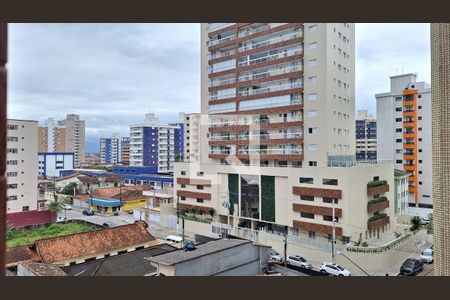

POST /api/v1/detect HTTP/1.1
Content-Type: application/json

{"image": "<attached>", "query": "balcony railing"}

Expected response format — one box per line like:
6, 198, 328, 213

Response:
239, 98, 302, 112
238, 31, 303, 52
208, 91, 237, 101
208, 49, 237, 61
208, 77, 237, 88
238, 23, 288, 37
209, 149, 233, 155
238, 148, 302, 155
208, 34, 237, 47
238, 82, 302, 97
238, 64, 302, 82
208, 63, 236, 74
238, 48, 302, 68
207, 23, 236, 33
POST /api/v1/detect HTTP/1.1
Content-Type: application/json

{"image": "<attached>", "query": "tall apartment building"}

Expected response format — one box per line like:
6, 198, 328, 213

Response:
355, 110, 377, 161
431, 23, 450, 276
38, 114, 85, 167
6, 119, 38, 213
100, 133, 122, 164
376, 74, 432, 218
183, 113, 201, 162
129, 113, 183, 173
174, 23, 394, 245
121, 137, 130, 165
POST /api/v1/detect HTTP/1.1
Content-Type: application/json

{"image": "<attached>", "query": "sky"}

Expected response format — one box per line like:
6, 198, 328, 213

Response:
7, 23, 430, 153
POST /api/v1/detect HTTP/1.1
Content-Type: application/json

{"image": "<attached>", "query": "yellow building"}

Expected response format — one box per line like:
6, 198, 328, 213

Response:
86, 188, 148, 214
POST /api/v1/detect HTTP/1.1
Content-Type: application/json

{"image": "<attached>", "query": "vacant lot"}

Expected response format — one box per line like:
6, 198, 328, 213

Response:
7, 223, 97, 248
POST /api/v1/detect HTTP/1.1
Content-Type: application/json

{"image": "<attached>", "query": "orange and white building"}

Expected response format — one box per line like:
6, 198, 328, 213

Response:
376, 73, 432, 218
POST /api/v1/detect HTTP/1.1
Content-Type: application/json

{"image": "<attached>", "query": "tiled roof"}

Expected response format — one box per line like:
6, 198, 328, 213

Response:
77, 175, 100, 184
56, 173, 81, 181
74, 194, 91, 201
62, 244, 177, 276
35, 223, 157, 264
18, 262, 67, 276
105, 174, 122, 182
6, 246, 41, 268
111, 189, 145, 201
92, 185, 150, 198
7, 210, 54, 228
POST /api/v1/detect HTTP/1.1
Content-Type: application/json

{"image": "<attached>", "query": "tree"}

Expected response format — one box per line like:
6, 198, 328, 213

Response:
92, 165, 112, 172
46, 196, 69, 222
199, 208, 203, 220
410, 216, 421, 231
191, 205, 197, 216
208, 207, 216, 218
426, 213, 433, 234
6, 221, 14, 239
175, 153, 184, 162
62, 182, 78, 195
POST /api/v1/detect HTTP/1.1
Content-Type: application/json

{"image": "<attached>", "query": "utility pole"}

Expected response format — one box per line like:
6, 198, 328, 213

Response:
182, 216, 185, 248
284, 225, 288, 267
332, 198, 336, 263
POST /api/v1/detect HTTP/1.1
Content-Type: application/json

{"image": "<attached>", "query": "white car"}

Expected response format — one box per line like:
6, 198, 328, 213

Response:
420, 248, 433, 263
166, 235, 183, 243
62, 204, 72, 210
269, 249, 283, 262
286, 255, 312, 269
320, 262, 351, 276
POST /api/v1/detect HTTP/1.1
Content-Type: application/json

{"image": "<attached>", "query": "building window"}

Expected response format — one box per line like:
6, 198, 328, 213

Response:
197, 185, 204, 190
396, 139, 402, 143
197, 172, 204, 176
308, 144, 318, 151
308, 25, 318, 32
308, 93, 317, 101
308, 76, 318, 84
196, 199, 204, 203
309, 161, 317, 167
300, 177, 314, 184
308, 59, 317, 66
308, 110, 318, 117
300, 195, 314, 201
308, 42, 318, 50
395, 118, 402, 122
323, 215, 333, 222
301, 212, 314, 219
395, 107, 402, 112
181, 171, 186, 175
22, 206, 29, 212
181, 197, 186, 200
308, 231, 316, 239
323, 198, 336, 204
181, 184, 186, 188
7, 196, 17, 201
396, 128, 402, 133
323, 178, 338, 186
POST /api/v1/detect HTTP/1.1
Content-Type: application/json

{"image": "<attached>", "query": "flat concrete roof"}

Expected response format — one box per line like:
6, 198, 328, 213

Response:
148, 239, 251, 266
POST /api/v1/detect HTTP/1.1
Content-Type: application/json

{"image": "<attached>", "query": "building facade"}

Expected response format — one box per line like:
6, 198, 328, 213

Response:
174, 23, 395, 245
394, 169, 410, 215
129, 113, 183, 173
121, 137, 130, 165
100, 133, 122, 165
38, 152, 75, 178
355, 110, 377, 161
183, 113, 201, 162
431, 23, 450, 276
376, 74, 432, 217
6, 119, 38, 213
38, 114, 85, 167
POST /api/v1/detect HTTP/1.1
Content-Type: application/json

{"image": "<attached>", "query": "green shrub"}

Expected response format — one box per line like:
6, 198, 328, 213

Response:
367, 180, 387, 188
368, 196, 388, 204
368, 213, 387, 222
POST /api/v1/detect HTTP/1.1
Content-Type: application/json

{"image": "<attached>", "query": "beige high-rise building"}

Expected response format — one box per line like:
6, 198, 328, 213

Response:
174, 23, 394, 246
183, 113, 201, 162
431, 23, 450, 276
6, 119, 38, 213
38, 114, 85, 167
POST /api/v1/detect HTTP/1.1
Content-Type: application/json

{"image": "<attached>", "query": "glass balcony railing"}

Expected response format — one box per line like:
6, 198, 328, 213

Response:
238, 49, 302, 68
208, 91, 237, 101
238, 82, 302, 97
208, 49, 237, 61
207, 23, 236, 33
209, 149, 233, 155
238, 31, 303, 53
238, 64, 302, 82
238, 148, 303, 155
208, 34, 237, 47
238, 23, 288, 37
208, 77, 237, 88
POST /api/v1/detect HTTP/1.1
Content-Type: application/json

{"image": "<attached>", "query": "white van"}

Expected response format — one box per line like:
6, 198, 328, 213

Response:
166, 235, 183, 243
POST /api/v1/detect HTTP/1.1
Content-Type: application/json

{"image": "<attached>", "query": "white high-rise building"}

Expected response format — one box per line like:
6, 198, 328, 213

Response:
6, 119, 38, 213
129, 113, 183, 173
100, 133, 122, 165
174, 23, 395, 244
183, 113, 201, 162
376, 73, 432, 218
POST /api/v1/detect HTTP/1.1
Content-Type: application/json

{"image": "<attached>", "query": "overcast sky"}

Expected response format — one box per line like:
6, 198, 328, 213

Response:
7, 23, 430, 152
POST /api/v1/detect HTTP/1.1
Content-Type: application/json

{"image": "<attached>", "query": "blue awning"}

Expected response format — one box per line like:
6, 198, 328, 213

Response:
85, 199, 122, 207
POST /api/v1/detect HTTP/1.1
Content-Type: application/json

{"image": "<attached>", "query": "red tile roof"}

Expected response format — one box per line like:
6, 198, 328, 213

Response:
77, 175, 100, 184
35, 223, 157, 264
7, 210, 54, 228
93, 185, 151, 198
74, 194, 91, 201
6, 246, 41, 268
105, 174, 122, 182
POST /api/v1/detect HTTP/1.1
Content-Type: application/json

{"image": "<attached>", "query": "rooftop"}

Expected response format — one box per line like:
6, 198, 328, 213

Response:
6, 245, 40, 268
62, 244, 177, 276
18, 262, 67, 276
148, 239, 250, 266
92, 185, 151, 198
7, 210, 54, 228
35, 223, 156, 264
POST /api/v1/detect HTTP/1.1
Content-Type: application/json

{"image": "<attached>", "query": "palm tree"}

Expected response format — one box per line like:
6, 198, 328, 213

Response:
208, 207, 216, 219
46, 196, 69, 222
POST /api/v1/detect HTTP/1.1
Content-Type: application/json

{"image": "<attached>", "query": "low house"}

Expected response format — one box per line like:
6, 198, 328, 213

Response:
6, 245, 41, 270
148, 238, 271, 276
17, 262, 67, 276
87, 186, 151, 214
143, 188, 173, 209
7, 210, 54, 228
55, 173, 123, 194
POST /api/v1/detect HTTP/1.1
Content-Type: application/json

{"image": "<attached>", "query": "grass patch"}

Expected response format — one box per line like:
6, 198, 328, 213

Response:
7, 223, 97, 248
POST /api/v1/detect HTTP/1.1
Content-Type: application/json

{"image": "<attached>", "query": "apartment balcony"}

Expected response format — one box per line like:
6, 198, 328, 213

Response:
207, 34, 237, 47
207, 23, 237, 34
208, 64, 236, 75
238, 64, 302, 84
367, 197, 390, 213
237, 148, 302, 155
235, 97, 303, 115
208, 77, 237, 89
367, 180, 389, 196
208, 49, 237, 62
209, 116, 303, 132
237, 31, 303, 53
367, 214, 390, 231
237, 48, 302, 69
238, 23, 288, 38
208, 91, 237, 101
238, 82, 302, 98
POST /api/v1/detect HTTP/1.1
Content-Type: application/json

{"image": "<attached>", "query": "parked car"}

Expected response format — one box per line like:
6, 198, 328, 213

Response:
82, 209, 94, 216
184, 242, 196, 251
135, 220, 148, 228
166, 235, 183, 243
269, 249, 283, 262
400, 258, 424, 275
420, 248, 434, 263
113, 211, 119, 216
62, 204, 72, 210
286, 255, 312, 269
102, 221, 115, 227
419, 217, 430, 225
320, 262, 351, 276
